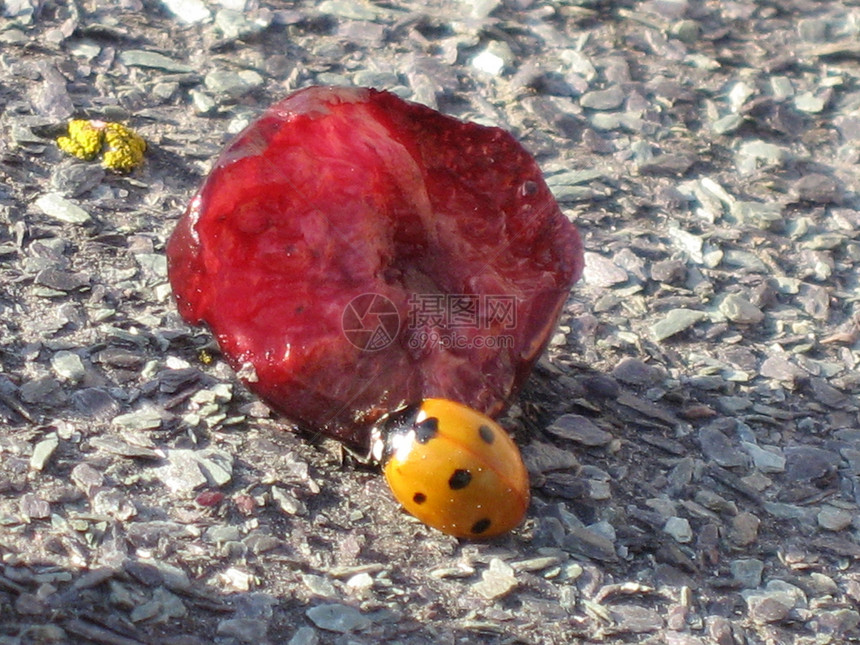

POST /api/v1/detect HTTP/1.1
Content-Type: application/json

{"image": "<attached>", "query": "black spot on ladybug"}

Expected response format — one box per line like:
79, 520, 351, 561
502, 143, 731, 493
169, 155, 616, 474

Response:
448, 469, 472, 490
414, 416, 439, 444
478, 424, 495, 444
471, 518, 491, 534
413, 492, 427, 504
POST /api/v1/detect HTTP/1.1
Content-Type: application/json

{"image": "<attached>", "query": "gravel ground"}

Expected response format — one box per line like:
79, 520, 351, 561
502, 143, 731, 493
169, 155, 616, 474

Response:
2, 1, 860, 644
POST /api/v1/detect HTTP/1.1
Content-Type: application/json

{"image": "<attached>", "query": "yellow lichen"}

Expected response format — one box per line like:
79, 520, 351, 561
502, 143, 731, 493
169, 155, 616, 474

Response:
56, 119, 104, 161
56, 119, 146, 173
102, 122, 147, 173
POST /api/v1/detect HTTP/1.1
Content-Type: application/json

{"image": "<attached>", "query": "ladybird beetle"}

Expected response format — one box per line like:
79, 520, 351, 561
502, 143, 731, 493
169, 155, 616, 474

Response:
371, 398, 530, 539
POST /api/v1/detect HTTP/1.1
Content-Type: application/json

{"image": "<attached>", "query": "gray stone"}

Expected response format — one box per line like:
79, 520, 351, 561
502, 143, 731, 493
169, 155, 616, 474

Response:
112, 408, 163, 431
204, 525, 242, 544
215, 9, 269, 40
730, 201, 784, 228
70, 463, 104, 495
794, 92, 827, 113
794, 173, 843, 204
741, 442, 786, 473
190, 89, 217, 115
580, 85, 625, 110
305, 603, 371, 633
35, 193, 91, 224
217, 618, 268, 643
612, 358, 664, 386
35, 65, 74, 120
119, 50, 195, 73
746, 594, 792, 624
288, 627, 320, 645
638, 153, 695, 176
51, 162, 106, 198
19, 376, 64, 405
92, 489, 137, 520
817, 506, 853, 531
663, 517, 692, 543
30, 434, 59, 471
718, 293, 764, 324
670, 19, 701, 44
271, 486, 307, 516
161, 0, 211, 24
473, 558, 518, 600
20, 493, 51, 521
730, 558, 764, 588
204, 70, 264, 99
712, 113, 744, 135
522, 441, 580, 473
606, 604, 663, 634
797, 17, 829, 42
318, 0, 381, 20
762, 502, 812, 520
760, 355, 805, 382
471, 41, 514, 76
699, 424, 746, 468
35, 268, 90, 292
546, 414, 612, 447
809, 609, 860, 635
650, 259, 687, 284
51, 350, 86, 382
729, 512, 760, 546
302, 574, 338, 598
784, 446, 840, 482
562, 524, 617, 562
154, 447, 234, 493
651, 308, 708, 341
583, 252, 628, 287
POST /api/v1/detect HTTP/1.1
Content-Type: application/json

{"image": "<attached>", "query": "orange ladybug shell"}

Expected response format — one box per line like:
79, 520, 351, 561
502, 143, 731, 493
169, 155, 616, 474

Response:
380, 398, 530, 539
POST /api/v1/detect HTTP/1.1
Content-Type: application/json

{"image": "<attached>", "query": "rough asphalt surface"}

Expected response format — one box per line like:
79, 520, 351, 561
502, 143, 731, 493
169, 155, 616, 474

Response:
1, 1, 860, 644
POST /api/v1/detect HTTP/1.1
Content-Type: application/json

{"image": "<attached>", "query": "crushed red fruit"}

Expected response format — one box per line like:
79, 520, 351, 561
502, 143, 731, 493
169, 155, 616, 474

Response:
167, 86, 584, 448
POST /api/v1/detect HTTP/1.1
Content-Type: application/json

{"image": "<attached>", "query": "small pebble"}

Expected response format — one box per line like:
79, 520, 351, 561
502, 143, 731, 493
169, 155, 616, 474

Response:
20, 493, 51, 521
546, 414, 612, 447
663, 517, 693, 543
731, 558, 765, 588
583, 252, 629, 287
473, 558, 518, 600
161, 0, 211, 23
718, 293, 764, 324
288, 627, 320, 645
651, 308, 708, 341
51, 350, 86, 382
817, 506, 853, 531
580, 85, 625, 110
699, 424, 746, 468
119, 49, 194, 73
30, 434, 59, 471
305, 604, 371, 633
35, 193, 91, 224
729, 512, 761, 546
740, 442, 786, 473
794, 173, 843, 204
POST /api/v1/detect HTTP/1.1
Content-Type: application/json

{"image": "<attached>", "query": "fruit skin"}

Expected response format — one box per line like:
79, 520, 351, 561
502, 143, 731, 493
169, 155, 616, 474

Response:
374, 398, 529, 539
167, 86, 583, 448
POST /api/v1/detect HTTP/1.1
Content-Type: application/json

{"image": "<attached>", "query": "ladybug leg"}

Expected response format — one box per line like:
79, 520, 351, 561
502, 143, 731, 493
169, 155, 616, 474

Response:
336, 433, 382, 467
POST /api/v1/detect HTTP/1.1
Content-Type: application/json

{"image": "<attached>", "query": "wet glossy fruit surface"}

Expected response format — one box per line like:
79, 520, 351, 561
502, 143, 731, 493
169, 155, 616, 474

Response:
167, 86, 583, 447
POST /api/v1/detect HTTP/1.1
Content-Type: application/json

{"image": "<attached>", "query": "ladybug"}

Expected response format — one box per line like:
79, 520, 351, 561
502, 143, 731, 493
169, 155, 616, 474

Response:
370, 398, 530, 539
